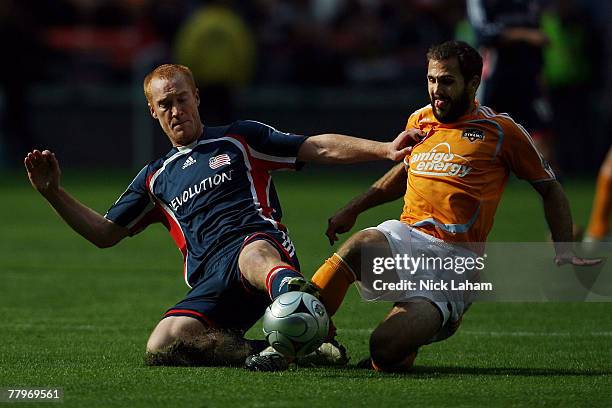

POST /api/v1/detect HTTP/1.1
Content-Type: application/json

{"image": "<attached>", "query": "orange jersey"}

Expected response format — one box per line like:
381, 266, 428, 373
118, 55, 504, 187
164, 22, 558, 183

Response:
401, 102, 555, 243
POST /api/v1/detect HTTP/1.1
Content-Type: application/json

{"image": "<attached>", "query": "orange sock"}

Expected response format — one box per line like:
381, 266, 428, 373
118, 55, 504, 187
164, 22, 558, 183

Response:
587, 166, 612, 239
311, 253, 356, 317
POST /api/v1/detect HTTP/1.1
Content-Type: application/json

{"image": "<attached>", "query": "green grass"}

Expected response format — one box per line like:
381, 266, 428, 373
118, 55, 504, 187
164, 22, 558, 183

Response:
1, 169, 611, 407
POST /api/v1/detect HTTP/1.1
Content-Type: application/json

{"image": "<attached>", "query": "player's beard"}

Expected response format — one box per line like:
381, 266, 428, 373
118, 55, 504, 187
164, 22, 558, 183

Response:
431, 89, 472, 123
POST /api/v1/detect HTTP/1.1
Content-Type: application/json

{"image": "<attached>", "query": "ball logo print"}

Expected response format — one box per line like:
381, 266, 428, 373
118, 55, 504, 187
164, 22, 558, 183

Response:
263, 292, 329, 358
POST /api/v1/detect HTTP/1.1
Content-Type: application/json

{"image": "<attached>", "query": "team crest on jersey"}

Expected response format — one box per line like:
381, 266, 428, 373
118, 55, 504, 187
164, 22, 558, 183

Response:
461, 128, 485, 143
209, 154, 231, 169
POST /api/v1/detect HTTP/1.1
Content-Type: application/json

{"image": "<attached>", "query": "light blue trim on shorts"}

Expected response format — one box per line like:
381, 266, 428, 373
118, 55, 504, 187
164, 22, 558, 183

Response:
411, 204, 481, 234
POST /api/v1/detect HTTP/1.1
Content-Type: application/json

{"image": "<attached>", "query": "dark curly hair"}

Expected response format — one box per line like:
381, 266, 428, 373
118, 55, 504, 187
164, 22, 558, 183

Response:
426, 41, 483, 82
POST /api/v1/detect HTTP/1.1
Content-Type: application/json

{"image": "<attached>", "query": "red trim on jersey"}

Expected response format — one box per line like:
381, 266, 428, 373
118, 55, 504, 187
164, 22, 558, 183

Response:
146, 171, 190, 286
128, 206, 164, 235
163, 309, 214, 327
226, 134, 281, 225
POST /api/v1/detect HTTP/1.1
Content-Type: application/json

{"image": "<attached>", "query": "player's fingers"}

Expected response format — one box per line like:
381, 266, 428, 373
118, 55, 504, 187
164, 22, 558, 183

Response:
47, 152, 60, 169
394, 146, 412, 160
572, 257, 603, 266
409, 129, 425, 142
325, 228, 337, 246
24, 156, 35, 172
27, 151, 43, 167
326, 219, 339, 245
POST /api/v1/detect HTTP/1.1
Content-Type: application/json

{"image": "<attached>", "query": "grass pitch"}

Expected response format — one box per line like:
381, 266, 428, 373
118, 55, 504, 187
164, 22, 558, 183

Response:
1, 168, 611, 407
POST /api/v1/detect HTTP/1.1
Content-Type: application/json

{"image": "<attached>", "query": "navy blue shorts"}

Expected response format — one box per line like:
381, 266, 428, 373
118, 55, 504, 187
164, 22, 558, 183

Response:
162, 230, 300, 333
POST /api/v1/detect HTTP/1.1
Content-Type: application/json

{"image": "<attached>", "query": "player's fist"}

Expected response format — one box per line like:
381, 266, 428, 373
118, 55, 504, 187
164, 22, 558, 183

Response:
386, 129, 425, 162
326, 208, 359, 245
24, 150, 61, 195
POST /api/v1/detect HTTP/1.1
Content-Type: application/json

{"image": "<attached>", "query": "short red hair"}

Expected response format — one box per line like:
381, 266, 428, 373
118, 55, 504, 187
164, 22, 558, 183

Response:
143, 64, 197, 103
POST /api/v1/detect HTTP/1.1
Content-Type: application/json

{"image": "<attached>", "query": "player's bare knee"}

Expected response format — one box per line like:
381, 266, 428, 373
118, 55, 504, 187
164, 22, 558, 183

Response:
369, 326, 410, 369
146, 316, 206, 354
337, 229, 388, 279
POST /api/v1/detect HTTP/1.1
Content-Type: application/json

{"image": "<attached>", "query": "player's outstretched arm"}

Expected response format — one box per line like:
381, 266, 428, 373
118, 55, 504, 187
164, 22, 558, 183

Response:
532, 180, 601, 266
326, 163, 407, 244
24, 150, 129, 248
297, 129, 424, 164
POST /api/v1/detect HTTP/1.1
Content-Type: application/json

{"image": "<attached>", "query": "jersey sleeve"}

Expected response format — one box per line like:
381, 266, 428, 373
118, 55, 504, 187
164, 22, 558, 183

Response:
231, 120, 309, 170
104, 164, 162, 235
404, 108, 425, 165
405, 111, 419, 130
500, 120, 556, 183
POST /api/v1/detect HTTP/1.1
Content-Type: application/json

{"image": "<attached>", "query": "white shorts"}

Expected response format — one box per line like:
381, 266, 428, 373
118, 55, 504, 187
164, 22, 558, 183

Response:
356, 219, 476, 342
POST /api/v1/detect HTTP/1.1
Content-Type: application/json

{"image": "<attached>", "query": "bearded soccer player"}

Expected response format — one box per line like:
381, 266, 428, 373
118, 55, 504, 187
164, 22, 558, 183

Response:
247, 41, 600, 372
24, 64, 416, 368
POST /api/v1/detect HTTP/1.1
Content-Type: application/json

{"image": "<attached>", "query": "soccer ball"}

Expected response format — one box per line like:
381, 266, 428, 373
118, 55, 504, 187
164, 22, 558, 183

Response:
263, 292, 329, 358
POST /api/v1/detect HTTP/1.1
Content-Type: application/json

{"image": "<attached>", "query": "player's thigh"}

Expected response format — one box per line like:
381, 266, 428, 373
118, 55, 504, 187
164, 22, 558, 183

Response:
146, 316, 208, 353
370, 298, 443, 358
239, 239, 283, 269
238, 232, 299, 289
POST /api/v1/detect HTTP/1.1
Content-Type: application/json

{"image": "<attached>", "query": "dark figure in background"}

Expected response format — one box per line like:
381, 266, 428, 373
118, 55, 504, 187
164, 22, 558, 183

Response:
467, 0, 554, 164
0, 1, 44, 165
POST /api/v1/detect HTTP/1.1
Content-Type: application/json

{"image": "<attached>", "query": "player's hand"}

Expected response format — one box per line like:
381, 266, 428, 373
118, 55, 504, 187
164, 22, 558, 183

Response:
326, 208, 359, 245
386, 129, 425, 161
554, 253, 602, 267
24, 150, 61, 195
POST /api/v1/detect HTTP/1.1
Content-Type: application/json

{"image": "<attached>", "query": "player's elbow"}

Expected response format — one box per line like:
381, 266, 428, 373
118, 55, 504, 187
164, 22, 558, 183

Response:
90, 223, 127, 248
298, 135, 344, 164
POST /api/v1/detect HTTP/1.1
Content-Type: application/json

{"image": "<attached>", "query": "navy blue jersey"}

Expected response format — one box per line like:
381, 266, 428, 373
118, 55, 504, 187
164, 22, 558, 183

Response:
105, 120, 308, 287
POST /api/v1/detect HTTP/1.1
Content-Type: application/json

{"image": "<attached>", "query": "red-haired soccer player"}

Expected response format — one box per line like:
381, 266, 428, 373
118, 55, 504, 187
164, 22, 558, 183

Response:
25, 64, 415, 369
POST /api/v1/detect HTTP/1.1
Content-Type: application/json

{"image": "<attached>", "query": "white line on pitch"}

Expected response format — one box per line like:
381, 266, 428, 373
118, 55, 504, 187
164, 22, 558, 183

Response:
337, 329, 612, 337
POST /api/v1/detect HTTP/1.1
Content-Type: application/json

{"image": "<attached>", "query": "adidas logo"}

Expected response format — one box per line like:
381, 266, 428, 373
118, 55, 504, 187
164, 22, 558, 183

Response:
181, 156, 196, 170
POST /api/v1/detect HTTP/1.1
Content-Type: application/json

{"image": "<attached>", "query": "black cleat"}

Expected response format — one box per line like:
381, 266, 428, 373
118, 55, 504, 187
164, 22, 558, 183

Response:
286, 277, 321, 298
244, 347, 290, 372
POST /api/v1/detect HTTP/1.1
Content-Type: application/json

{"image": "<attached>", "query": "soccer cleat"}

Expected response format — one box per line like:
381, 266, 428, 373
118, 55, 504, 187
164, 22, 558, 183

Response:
244, 347, 290, 372
286, 277, 321, 298
295, 339, 349, 367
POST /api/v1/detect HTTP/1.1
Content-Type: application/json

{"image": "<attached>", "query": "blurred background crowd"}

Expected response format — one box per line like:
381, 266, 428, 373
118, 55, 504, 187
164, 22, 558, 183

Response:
0, 0, 610, 172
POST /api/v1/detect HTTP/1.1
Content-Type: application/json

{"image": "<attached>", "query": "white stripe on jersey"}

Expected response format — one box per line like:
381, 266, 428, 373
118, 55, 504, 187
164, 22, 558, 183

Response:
513, 122, 556, 179
126, 200, 155, 230
249, 147, 296, 164
477, 106, 556, 179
